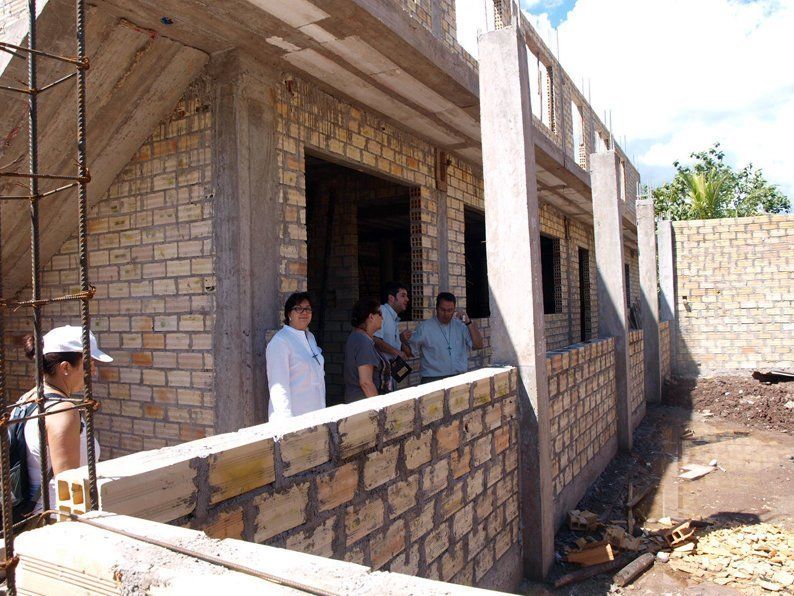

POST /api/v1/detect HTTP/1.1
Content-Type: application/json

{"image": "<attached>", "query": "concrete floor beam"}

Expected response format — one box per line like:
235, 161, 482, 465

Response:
590, 150, 632, 451
479, 24, 554, 580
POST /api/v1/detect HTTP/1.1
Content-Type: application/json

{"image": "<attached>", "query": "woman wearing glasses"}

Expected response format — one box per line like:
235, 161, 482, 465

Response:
266, 292, 326, 421
343, 297, 389, 403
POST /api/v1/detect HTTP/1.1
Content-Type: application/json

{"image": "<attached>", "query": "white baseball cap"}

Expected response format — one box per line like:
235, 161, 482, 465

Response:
42, 325, 113, 362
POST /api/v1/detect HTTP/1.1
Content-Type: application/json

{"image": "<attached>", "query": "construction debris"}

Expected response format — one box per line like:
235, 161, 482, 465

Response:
614, 552, 655, 587
678, 463, 717, 480
666, 522, 794, 593
553, 557, 627, 589
666, 521, 696, 547
565, 543, 615, 566
568, 510, 599, 532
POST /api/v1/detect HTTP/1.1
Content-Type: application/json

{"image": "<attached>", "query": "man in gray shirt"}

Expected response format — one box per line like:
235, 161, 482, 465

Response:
409, 292, 484, 383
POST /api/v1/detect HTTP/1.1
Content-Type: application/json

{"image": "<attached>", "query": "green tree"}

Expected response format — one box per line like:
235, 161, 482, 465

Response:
652, 143, 790, 220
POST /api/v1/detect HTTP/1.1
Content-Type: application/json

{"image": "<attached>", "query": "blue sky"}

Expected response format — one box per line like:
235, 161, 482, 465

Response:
516, 0, 794, 199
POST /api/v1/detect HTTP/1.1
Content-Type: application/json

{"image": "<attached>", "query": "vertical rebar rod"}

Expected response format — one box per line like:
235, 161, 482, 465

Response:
75, 0, 98, 510
28, 0, 51, 524
0, 164, 17, 592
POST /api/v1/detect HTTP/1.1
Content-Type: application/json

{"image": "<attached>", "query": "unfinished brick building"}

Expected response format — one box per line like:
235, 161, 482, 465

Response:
1, 0, 658, 591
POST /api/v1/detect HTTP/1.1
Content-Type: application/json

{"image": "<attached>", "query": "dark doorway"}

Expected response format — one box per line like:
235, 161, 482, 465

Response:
305, 154, 412, 404
578, 247, 591, 342
464, 207, 489, 318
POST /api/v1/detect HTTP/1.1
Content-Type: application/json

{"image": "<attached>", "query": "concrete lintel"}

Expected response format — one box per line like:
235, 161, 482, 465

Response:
637, 199, 661, 404
211, 51, 281, 433
590, 150, 632, 452
479, 25, 554, 579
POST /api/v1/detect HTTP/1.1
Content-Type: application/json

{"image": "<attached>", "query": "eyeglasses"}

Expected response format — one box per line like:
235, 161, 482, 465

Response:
291, 306, 313, 314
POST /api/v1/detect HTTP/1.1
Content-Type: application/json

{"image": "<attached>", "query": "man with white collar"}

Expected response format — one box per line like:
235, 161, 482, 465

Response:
409, 291, 484, 383
374, 281, 412, 360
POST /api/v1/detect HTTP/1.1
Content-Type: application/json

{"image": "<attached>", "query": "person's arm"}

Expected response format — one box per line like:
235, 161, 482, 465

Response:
466, 319, 484, 349
357, 365, 379, 398
374, 337, 403, 359
399, 329, 413, 358
46, 402, 81, 475
266, 337, 293, 419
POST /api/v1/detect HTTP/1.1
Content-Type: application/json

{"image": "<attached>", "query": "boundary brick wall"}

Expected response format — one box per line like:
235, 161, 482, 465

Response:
672, 215, 794, 375
3, 82, 215, 459
660, 320, 672, 381
628, 329, 645, 429
56, 368, 523, 592
547, 338, 617, 524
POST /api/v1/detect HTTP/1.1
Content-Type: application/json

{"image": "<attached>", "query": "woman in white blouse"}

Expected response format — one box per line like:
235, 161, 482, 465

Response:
266, 292, 326, 421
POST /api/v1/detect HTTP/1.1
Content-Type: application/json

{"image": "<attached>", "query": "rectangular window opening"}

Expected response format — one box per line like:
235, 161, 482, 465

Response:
578, 247, 591, 341
540, 234, 562, 315
571, 101, 584, 166
464, 207, 490, 319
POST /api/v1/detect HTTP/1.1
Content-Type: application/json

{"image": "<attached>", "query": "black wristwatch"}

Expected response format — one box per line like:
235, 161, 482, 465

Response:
464, 320, 471, 326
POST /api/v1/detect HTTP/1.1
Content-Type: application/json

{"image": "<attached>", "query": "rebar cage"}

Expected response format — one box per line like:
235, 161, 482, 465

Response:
0, 1, 98, 593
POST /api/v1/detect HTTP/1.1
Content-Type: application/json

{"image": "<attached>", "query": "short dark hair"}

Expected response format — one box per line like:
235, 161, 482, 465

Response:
382, 281, 407, 304
351, 297, 381, 328
23, 334, 82, 376
435, 292, 457, 308
284, 292, 313, 325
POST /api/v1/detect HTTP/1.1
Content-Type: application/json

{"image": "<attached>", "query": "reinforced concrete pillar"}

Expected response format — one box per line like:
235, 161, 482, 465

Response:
479, 25, 554, 580
590, 151, 632, 452
657, 220, 676, 371
637, 199, 661, 403
211, 52, 280, 432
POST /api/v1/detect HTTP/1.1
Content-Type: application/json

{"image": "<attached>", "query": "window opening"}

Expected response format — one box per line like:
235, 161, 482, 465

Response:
464, 207, 489, 318
540, 234, 561, 314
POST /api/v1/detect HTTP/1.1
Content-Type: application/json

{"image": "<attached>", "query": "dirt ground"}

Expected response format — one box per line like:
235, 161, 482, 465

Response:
521, 378, 794, 596
664, 375, 793, 433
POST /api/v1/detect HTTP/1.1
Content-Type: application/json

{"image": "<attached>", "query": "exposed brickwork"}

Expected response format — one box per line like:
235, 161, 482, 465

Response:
660, 320, 672, 381
547, 339, 617, 498
56, 369, 522, 591
3, 83, 215, 458
628, 329, 645, 428
672, 216, 794, 374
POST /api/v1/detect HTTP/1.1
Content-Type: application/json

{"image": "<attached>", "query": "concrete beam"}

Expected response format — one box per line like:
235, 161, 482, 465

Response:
0, 3, 208, 297
657, 219, 676, 372
637, 199, 660, 404
479, 25, 554, 580
590, 150, 632, 452
211, 51, 281, 432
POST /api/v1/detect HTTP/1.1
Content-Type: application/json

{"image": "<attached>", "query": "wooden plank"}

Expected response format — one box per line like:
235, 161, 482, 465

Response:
566, 544, 615, 566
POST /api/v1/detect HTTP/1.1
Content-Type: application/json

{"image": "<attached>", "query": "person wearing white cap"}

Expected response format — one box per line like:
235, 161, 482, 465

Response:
14, 325, 112, 515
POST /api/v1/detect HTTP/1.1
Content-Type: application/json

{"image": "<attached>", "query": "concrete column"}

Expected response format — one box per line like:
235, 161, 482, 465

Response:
211, 52, 280, 432
590, 151, 632, 452
479, 25, 554, 580
637, 199, 661, 404
657, 219, 676, 369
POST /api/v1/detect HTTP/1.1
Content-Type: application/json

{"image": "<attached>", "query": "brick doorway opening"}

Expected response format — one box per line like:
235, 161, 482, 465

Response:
305, 153, 414, 405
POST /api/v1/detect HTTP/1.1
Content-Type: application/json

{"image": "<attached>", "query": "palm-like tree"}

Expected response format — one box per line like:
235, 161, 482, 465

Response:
682, 170, 730, 219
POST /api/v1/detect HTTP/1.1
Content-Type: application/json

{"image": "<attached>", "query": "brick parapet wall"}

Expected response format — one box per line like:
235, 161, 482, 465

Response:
546, 339, 617, 512
672, 215, 794, 375
660, 320, 672, 381
3, 83, 215, 458
57, 368, 522, 591
628, 329, 645, 429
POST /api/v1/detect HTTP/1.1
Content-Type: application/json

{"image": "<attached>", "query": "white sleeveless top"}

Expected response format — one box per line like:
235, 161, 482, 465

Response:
18, 387, 100, 512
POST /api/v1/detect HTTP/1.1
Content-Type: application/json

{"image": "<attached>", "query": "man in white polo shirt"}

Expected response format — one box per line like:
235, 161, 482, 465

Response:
374, 281, 412, 360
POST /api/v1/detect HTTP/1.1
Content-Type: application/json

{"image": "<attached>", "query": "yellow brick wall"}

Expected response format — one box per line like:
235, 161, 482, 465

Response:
3, 81, 215, 458
660, 320, 672, 381
628, 329, 644, 429
57, 369, 522, 590
672, 215, 794, 374
547, 338, 617, 498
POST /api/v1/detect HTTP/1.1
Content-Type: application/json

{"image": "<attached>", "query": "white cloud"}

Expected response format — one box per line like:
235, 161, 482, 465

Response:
535, 0, 794, 196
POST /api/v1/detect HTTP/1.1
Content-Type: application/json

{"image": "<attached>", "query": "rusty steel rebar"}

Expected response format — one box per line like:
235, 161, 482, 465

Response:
75, 0, 99, 513
0, 0, 98, 592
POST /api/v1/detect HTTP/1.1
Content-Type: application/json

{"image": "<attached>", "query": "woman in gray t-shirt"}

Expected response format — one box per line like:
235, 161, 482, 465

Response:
343, 298, 389, 403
